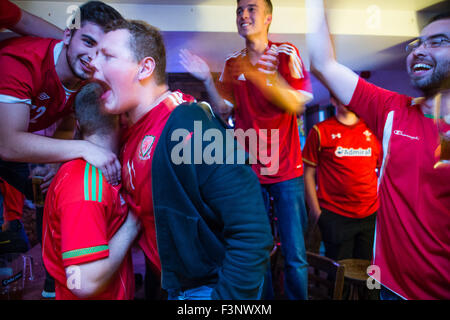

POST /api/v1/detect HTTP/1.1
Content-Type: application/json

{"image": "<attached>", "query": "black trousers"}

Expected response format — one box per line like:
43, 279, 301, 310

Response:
0, 160, 33, 200
318, 208, 376, 261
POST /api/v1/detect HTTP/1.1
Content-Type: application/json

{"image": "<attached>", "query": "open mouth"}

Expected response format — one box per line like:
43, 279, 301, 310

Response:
411, 62, 433, 75
80, 59, 93, 73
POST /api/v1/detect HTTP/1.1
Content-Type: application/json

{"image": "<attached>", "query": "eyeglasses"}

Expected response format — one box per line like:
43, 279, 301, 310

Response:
406, 35, 450, 53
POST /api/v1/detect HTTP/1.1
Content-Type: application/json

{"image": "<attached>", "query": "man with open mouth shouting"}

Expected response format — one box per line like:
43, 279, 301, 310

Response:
91, 18, 272, 300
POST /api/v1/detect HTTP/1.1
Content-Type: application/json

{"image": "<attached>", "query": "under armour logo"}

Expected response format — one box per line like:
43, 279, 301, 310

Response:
38, 92, 50, 100
332, 133, 342, 139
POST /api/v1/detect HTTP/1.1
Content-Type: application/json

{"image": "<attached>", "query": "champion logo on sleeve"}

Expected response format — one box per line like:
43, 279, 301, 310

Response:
393, 130, 420, 141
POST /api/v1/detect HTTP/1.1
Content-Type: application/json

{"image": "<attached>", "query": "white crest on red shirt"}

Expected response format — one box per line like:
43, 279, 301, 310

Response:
363, 130, 372, 141
139, 135, 155, 161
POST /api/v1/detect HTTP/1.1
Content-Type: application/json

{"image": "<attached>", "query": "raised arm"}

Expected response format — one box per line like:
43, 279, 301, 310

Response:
0, 102, 121, 185
11, 8, 63, 39
306, 0, 359, 105
179, 49, 233, 121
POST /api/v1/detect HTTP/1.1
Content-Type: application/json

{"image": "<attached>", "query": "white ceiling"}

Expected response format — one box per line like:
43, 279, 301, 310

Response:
22, 0, 444, 11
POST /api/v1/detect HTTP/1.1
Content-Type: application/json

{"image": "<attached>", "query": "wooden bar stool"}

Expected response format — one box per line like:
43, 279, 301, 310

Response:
337, 259, 371, 300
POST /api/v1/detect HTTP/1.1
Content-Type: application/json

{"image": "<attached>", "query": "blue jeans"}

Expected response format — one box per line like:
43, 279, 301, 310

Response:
167, 285, 214, 300
261, 176, 308, 300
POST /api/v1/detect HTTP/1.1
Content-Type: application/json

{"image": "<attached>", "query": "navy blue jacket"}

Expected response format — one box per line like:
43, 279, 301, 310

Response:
152, 103, 273, 300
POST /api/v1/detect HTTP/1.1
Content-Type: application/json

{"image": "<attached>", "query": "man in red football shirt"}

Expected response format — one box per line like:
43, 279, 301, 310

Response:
0, 0, 63, 254
0, 1, 123, 198
303, 96, 381, 261
91, 19, 195, 299
91, 19, 272, 300
42, 82, 140, 300
306, 0, 449, 299
179, 0, 313, 299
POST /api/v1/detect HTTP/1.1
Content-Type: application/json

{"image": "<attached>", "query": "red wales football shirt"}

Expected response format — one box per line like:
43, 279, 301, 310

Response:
302, 116, 380, 218
120, 91, 195, 275
217, 41, 313, 184
348, 78, 450, 300
42, 159, 134, 300
0, 178, 25, 221
0, 0, 21, 29
0, 37, 74, 132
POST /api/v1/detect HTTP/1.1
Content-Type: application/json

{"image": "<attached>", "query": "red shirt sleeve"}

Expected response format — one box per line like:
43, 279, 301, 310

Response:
60, 201, 109, 267
0, 51, 34, 103
0, 0, 22, 29
302, 125, 321, 167
277, 43, 313, 99
347, 77, 412, 141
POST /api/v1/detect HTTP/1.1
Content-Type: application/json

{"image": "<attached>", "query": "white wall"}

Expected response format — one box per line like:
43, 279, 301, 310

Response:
309, 69, 422, 107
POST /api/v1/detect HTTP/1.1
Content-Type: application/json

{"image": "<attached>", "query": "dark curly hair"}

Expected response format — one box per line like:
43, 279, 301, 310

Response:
71, 1, 123, 32
425, 11, 450, 27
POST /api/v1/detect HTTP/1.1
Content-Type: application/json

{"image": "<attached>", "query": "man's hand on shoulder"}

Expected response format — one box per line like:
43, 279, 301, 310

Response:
81, 141, 121, 186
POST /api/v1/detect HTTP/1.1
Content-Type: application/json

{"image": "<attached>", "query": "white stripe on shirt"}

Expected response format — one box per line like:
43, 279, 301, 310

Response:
0, 94, 32, 105
378, 110, 394, 189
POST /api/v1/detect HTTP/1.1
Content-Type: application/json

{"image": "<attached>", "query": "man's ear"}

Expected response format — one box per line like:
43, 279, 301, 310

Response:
265, 14, 272, 27
138, 56, 156, 81
63, 28, 73, 45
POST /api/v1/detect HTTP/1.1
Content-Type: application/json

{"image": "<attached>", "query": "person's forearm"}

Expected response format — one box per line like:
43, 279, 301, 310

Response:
305, 0, 359, 106
250, 72, 309, 114
304, 166, 321, 216
305, 0, 336, 75
13, 10, 63, 39
0, 131, 86, 163
69, 214, 138, 298
203, 75, 233, 121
